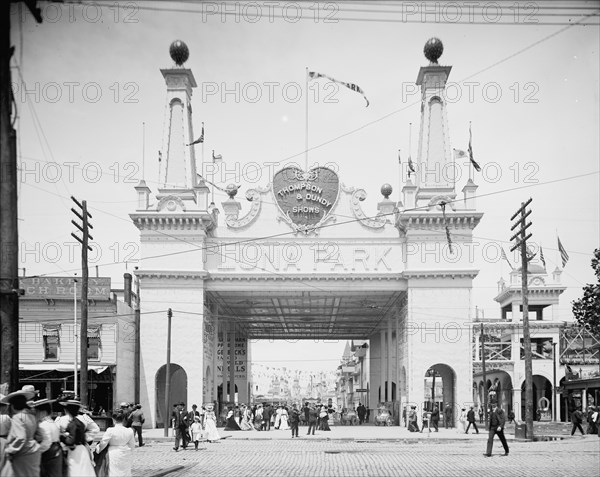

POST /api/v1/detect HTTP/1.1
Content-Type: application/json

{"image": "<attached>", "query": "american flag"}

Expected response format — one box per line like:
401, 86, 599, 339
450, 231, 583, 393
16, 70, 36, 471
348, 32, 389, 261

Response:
468, 124, 481, 172
557, 236, 569, 268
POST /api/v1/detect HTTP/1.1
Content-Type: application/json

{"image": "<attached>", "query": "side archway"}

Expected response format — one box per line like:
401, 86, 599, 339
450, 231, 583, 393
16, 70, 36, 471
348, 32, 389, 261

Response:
155, 364, 188, 428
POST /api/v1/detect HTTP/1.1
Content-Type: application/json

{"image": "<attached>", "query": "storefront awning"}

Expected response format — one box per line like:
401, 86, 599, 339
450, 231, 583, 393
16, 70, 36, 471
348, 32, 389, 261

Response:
19, 364, 109, 373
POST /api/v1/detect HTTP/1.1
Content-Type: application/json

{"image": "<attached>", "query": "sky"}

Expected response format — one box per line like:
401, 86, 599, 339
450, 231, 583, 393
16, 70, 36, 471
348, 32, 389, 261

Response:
10, 1, 600, 372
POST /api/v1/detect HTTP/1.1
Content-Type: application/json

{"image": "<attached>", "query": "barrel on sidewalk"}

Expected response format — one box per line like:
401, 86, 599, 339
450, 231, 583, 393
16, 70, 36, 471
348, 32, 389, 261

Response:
514, 423, 527, 439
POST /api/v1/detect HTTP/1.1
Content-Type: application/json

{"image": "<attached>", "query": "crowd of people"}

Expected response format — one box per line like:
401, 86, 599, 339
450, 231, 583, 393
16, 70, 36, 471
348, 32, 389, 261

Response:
0, 385, 143, 477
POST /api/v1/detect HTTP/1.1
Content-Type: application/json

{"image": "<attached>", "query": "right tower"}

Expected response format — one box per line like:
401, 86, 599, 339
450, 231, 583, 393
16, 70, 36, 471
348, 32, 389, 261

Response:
397, 38, 483, 425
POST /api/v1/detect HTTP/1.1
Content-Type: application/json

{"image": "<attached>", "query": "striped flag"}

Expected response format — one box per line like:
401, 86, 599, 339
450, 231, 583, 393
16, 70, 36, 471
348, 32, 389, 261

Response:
557, 236, 569, 268
501, 247, 513, 269
468, 124, 481, 172
407, 155, 415, 176
540, 246, 546, 270
187, 122, 204, 146
309, 71, 370, 107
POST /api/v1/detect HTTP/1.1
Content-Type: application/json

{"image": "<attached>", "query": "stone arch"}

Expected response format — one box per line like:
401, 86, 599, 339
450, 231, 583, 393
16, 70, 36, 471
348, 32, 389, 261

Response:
520, 374, 553, 421
155, 363, 188, 428
424, 364, 456, 424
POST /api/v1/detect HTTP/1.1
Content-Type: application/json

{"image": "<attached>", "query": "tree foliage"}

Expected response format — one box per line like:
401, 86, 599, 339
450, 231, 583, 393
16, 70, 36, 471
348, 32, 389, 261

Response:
572, 249, 600, 339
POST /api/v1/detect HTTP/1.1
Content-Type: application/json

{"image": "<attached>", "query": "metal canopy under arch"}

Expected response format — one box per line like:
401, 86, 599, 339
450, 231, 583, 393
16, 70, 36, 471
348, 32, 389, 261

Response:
207, 289, 406, 340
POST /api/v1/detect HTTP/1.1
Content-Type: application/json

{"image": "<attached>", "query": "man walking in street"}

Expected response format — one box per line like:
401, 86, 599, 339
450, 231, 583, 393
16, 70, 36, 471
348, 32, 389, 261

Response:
172, 402, 190, 451
130, 403, 146, 446
357, 403, 366, 425
444, 403, 453, 429
465, 406, 479, 434
431, 405, 440, 432
289, 405, 300, 438
484, 404, 509, 457
570, 408, 585, 436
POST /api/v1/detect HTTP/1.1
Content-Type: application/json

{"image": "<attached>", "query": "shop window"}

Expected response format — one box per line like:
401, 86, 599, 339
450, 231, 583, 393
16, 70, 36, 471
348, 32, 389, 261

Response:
43, 325, 60, 361
87, 326, 102, 361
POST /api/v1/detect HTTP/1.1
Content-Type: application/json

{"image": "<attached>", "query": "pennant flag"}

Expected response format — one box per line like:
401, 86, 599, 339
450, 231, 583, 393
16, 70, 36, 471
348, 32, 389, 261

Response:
557, 236, 569, 268
398, 149, 401, 165
187, 123, 204, 146
158, 151, 162, 162
501, 247, 514, 269
453, 148, 467, 159
212, 150, 223, 163
308, 71, 369, 107
540, 246, 546, 270
468, 125, 481, 172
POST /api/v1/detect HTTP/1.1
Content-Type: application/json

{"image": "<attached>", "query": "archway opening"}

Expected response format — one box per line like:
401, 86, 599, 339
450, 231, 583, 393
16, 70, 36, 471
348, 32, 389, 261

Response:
155, 364, 188, 428
424, 364, 456, 425
521, 375, 552, 421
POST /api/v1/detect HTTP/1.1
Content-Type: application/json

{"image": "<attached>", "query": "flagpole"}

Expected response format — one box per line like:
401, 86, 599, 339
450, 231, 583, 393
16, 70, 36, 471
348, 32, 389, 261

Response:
305, 66, 309, 171
398, 149, 402, 203
201, 122, 205, 185
142, 122, 145, 179
468, 121, 473, 181
211, 150, 215, 204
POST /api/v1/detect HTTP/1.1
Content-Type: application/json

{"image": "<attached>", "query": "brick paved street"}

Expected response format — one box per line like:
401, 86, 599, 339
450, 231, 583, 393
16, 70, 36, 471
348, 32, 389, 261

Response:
131, 426, 600, 477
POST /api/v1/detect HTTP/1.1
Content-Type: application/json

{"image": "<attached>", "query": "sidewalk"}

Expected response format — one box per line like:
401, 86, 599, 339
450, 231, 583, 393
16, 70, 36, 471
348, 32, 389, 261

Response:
141, 421, 577, 442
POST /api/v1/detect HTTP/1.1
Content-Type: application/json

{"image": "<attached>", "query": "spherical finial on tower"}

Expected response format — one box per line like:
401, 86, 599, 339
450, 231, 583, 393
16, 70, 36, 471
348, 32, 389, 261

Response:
225, 184, 239, 199
380, 183, 393, 199
169, 40, 189, 66
424, 37, 444, 64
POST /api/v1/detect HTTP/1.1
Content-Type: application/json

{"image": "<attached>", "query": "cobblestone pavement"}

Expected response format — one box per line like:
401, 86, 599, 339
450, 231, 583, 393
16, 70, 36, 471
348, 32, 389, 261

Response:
131, 434, 600, 477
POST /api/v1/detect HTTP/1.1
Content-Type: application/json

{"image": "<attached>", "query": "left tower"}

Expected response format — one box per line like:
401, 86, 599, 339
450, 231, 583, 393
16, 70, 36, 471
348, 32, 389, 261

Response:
130, 41, 215, 428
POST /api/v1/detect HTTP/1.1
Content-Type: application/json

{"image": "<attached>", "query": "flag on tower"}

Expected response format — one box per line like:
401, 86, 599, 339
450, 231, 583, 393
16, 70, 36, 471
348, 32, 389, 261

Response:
212, 150, 222, 162
308, 71, 370, 107
407, 155, 415, 176
468, 124, 481, 172
187, 123, 204, 146
557, 236, 569, 268
540, 246, 546, 270
500, 246, 513, 269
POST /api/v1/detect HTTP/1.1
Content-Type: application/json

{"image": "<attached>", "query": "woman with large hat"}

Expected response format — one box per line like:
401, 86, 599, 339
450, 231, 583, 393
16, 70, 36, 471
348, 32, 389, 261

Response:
59, 400, 95, 477
202, 403, 220, 443
0, 393, 13, 476
0, 385, 42, 477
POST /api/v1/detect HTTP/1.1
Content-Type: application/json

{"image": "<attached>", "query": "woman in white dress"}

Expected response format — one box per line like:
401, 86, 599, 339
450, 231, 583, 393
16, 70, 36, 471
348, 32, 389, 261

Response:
59, 400, 96, 477
96, 410, 135, 476
457, 408, 468, 434
279, 407, 290, 431
202, 404, 220, 443
239, 405, 254, 431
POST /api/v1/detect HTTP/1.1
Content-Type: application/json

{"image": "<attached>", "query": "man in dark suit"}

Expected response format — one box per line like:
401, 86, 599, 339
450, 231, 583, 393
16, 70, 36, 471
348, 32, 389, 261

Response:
485, 405, 509, 457
171, 402, 189, 451
357, 403, 366, 425
431, 405, 440, 432
465, 406, 479, 434
444, 403, 453, 429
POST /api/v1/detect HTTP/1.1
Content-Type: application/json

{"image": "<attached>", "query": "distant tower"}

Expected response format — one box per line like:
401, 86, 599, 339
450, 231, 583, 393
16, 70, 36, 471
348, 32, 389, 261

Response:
414, 38, 455, 204
159, 40, 198, 191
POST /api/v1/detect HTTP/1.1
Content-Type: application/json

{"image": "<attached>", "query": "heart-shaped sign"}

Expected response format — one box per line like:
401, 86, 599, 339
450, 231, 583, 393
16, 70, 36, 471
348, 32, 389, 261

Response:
272, 166, 339, 233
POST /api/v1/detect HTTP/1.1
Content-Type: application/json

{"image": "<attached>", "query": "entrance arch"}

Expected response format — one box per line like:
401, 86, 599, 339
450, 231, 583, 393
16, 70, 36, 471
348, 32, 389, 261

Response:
424, 364, 456, 419
155, 364, 188, 428
521, 374, 552, 421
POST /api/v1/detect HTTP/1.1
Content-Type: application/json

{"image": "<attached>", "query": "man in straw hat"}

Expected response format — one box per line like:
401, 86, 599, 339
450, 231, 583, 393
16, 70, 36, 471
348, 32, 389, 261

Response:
0, 385, 42, 477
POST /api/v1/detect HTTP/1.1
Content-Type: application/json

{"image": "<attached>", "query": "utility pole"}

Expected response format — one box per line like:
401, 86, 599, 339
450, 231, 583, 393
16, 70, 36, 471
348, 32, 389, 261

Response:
71, 196, 92, 405
164, 308, 172, 437
510, 197, 534, 440
0, 1, 41, 393
552, 342, 557, 421
134, 267, 140, 404
480, 322, 488, 430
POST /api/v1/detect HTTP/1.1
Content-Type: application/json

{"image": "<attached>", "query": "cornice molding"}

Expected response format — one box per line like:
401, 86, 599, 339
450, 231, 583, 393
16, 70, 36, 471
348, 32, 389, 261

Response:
402, 269, 479, 279
207, 272, 405, 282
130, 213, 216, 232
397, 212, 483, 232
